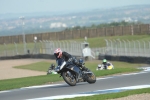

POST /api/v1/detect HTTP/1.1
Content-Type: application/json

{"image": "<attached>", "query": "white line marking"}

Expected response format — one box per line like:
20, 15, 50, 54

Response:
0, 84, 63, 94
26, 84, 150, 100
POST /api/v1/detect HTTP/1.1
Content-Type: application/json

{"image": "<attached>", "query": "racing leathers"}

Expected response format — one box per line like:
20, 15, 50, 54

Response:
102, 62, 111, 69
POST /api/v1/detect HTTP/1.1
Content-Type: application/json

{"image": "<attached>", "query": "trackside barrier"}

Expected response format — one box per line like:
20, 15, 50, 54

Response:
99, 55, 150, 64
0, 54, 82, 60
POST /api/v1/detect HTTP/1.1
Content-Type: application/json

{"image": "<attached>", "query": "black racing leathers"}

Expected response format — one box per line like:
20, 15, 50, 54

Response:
54, 51, 73, 66
54, 51, 73, 61
102, 62, 111, 69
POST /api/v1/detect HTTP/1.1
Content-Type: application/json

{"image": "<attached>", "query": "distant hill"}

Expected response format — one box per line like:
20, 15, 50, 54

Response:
0, 4, 150, 36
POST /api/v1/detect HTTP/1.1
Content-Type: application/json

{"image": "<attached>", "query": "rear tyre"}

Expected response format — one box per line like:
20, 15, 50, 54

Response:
62, 71, 76, 86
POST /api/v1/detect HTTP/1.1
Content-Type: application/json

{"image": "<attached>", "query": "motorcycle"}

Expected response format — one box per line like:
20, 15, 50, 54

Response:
96, 62, 114, 70
96, 64, 105, 70
54, 59, 96, 86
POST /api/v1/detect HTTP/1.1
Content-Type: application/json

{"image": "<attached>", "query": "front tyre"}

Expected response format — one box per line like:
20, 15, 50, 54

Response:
62, 71, 76, 86
87, 72, 96, 84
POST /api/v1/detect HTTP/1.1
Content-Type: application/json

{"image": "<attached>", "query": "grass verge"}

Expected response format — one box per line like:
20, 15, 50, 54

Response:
0, 60, 146, 91
0, 60, 149, 100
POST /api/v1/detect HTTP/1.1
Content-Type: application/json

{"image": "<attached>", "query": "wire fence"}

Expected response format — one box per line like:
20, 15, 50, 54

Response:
1, 39, 150, 59
91, 39, 150, 57
38, 40, 83, 56
0, 40, 85, 58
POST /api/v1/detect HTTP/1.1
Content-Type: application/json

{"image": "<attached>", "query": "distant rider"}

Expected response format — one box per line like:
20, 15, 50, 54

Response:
102, 59, 112, 69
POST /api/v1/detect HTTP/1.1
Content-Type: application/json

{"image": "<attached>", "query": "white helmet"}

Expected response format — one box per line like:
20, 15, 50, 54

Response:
54, 48, 62, 58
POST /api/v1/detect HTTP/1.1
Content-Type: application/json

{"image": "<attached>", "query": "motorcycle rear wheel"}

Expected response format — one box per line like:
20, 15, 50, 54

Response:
62, 71, 76, 86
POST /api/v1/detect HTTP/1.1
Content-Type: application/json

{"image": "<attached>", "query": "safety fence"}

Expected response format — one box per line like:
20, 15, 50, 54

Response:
0, 40, 87, 58
38, 40, 83, 56
92, 39, 150, 57
1, 39, 150, 59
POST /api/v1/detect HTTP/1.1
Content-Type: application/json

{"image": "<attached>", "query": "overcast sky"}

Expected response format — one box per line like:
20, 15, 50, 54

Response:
0, 0, 150, 14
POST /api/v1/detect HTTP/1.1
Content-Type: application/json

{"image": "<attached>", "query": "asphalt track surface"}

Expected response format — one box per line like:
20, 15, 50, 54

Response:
0, 68, 150, 100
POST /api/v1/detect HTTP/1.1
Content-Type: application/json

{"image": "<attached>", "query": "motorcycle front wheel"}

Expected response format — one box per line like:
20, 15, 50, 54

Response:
62, 70, 76, 86
86, 72, 96, 84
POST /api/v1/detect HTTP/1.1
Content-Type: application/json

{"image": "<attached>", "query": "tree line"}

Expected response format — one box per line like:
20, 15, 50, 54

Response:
65, 21, 143, 30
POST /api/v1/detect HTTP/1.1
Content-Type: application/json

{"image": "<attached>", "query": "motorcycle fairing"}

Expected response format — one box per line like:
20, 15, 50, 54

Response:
66, 64, 81, 74
66, 64, 83, 81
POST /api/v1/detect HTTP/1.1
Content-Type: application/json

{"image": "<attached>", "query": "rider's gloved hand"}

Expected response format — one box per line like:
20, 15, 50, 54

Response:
68, 58, 73, 62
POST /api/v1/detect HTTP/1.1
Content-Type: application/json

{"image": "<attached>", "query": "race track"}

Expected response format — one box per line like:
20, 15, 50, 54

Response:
0, 68, 150, 100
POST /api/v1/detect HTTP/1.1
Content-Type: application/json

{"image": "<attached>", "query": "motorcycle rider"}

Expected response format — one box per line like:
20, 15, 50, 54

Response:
54, 48, 89, 71
102, 59, 111, 69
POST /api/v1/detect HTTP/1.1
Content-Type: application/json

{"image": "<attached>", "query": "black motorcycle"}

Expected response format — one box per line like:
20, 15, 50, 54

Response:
55, 59, 96, 86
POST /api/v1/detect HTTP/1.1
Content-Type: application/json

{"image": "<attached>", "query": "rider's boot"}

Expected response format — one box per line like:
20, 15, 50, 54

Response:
74, 60, 89, 71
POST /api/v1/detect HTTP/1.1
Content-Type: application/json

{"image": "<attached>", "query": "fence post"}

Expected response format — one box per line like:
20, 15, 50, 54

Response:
136, 40, 140, 57
113, 40, 117, 55
133, 41, 136, 56
39, 40, 43, 54
4, 43, 7, 57
123, 40, 127, 56
127, 40, 131, 56
104, 39, 108, 55
108, 40, 113, 55
116, 39, 121, 56
142, 41, 146, 57
14, 42, 18, 55
131, 25, 134, 35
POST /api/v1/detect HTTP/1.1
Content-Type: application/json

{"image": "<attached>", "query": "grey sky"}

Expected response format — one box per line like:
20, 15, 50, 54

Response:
0, 0, 150, 14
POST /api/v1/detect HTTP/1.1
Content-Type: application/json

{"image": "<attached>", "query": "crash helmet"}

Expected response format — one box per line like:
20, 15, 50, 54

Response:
79, 59, 83, 64
103, 59, 107, 63
54, 48, 62, 58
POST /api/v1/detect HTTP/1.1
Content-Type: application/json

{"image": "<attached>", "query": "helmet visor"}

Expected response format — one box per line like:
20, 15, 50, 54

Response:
54, 53, 59, 58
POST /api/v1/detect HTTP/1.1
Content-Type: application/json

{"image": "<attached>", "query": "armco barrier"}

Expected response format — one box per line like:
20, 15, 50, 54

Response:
0, 54, 82, 60
99, 55, 150, 64
1, 54, 150, 64
0, 54, 55, 60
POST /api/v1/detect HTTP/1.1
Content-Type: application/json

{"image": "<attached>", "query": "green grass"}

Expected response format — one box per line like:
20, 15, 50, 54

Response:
0, 42, 35, 51
0, 60, 146, 91
74, 35, 150, 48
14, 61, 51, 72
0, 74, 63, 91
